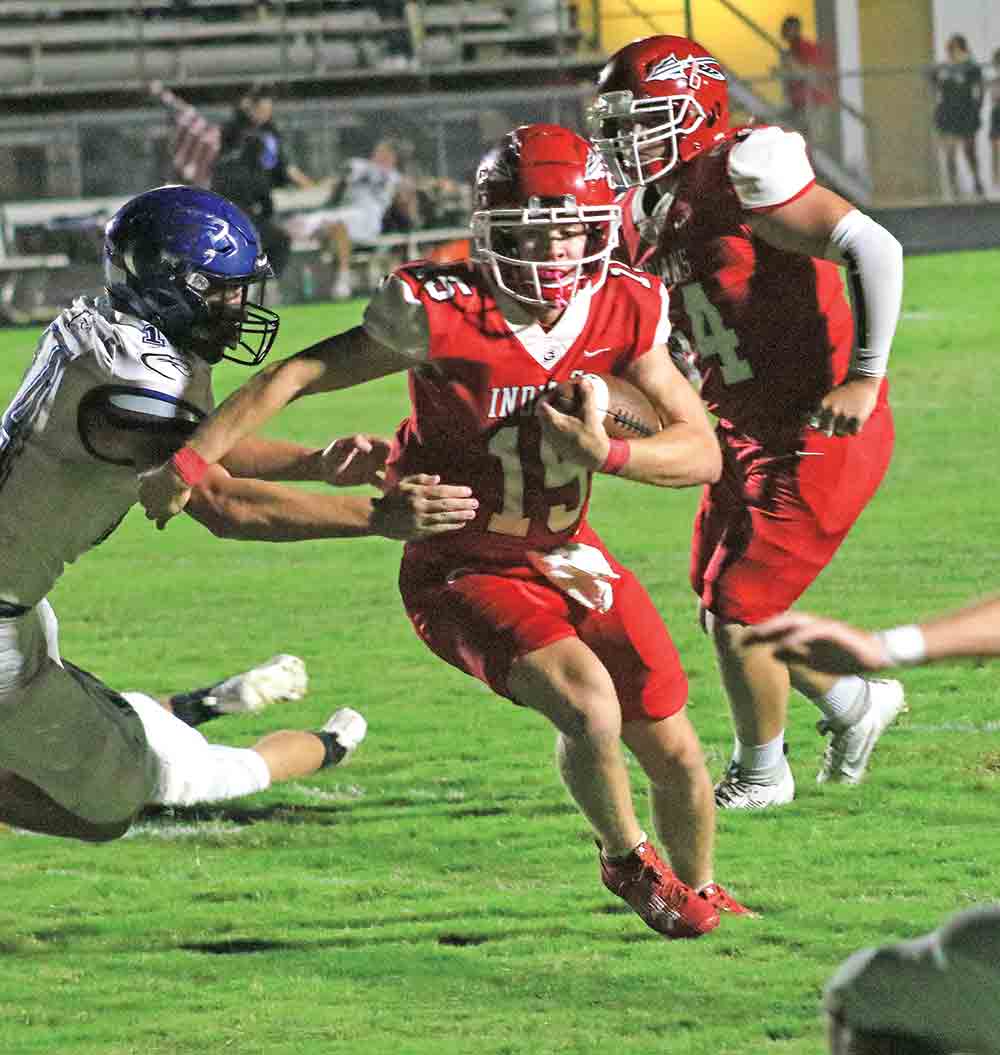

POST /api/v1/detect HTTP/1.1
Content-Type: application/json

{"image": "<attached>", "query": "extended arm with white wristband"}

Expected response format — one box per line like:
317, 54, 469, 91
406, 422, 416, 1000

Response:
824, 209, 904, 379
874, 624, 927, 667
878, 595, 1000, 665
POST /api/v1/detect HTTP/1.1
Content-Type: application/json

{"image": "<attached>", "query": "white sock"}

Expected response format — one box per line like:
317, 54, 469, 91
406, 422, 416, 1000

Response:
732, 733, 785, 781
603, 831, 648, 861
812, 676, 870, 729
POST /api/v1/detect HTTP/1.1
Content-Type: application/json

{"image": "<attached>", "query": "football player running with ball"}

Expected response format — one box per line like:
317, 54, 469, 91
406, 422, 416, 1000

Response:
139, 125, 752, 939
0, 185, 476, 842
588, 36, 907, 808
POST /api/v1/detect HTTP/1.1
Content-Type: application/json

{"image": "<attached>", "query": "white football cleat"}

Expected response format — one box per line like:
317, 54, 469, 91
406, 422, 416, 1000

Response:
714, 758, 796, 810
816, 679, 906, 785
209, 654, 309, 714
321, 707, 367, 765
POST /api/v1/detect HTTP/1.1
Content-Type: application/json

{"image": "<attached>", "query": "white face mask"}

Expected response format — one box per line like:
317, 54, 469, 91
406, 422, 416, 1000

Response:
471, 204, 622, 308
587, 89, 709, 189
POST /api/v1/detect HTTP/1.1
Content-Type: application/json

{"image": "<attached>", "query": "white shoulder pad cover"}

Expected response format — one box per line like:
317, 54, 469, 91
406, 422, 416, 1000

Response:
727, 126, 816, 211
51, 297, 120, 371
68, 301, 214, 422
362, 273, 431, 362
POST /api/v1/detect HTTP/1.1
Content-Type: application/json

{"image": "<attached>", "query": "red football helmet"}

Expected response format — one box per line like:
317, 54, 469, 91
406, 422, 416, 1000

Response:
471, 123, 621, 309
587, 35, 730, 188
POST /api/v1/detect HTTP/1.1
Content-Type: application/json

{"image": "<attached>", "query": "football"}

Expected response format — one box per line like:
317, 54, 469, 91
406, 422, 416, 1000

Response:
546, 372, 661, 439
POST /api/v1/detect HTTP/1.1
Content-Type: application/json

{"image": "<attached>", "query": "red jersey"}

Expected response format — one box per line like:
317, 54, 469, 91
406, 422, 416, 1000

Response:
618, 125, 868, 440
363, 260, 671, 564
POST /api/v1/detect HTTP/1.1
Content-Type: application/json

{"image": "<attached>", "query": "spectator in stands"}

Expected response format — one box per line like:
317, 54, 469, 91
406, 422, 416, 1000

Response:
378, 137, 420, 234
283, 138, 411, 300
381, 174, 470, 265
778, 15, 835, 150
378, 140, 466, 235
931, 34, 985, 199
416, 176, 468, 227
212, 84, 316, 282
380, 179, 422, 237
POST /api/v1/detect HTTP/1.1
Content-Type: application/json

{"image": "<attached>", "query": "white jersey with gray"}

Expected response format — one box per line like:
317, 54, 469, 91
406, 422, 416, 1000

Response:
0, 296, 212, 826
0, 295, 212, 610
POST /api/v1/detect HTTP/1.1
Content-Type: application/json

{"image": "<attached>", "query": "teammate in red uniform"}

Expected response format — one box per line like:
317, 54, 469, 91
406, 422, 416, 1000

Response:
138, 123, 751, 938
587, 36, 907, 808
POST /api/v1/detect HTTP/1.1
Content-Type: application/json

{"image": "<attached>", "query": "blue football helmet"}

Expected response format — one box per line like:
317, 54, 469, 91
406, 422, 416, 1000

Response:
104, 185, 279, 365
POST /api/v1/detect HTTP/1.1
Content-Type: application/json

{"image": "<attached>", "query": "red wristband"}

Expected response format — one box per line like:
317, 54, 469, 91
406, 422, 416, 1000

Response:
171, 446, 210, 487
600, 438, 630, 475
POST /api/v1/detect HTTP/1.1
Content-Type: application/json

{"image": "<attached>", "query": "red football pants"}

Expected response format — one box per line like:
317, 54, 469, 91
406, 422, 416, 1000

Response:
691, 404, 894, 624
400, 527, 688, 721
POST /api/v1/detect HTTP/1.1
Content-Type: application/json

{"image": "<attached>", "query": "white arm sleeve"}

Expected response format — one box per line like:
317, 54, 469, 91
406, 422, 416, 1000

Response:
823, 209, 903, 378
361, 274, 431, 362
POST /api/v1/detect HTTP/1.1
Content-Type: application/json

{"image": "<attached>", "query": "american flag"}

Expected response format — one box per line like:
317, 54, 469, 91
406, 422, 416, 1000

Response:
153, 84, 221, 188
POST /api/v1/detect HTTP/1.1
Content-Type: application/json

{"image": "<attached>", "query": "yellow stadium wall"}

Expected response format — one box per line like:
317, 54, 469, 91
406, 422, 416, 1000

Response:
588, 0, 817, 108
858, 0, 936, 201
583, 0, 941, 201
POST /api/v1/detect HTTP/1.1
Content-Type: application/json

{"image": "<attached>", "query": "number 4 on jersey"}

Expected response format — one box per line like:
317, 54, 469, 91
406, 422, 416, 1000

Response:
679, 283, 753, 384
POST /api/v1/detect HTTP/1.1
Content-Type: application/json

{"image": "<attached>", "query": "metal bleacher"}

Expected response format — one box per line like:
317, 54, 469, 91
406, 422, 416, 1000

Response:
0, 0, 592, 95
0, 0, 598, 318
0, 187, 470, 315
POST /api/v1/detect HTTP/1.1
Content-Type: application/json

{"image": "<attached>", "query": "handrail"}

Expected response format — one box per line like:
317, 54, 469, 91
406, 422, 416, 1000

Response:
600, 0, 681, 38
702, 0, 873, 131
709, 0, 784, 52
743, 70, 873, 131
595, 0, 873, 134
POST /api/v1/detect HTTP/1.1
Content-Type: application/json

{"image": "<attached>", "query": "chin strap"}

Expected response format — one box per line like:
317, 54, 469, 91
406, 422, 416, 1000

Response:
106, 281, 226, 363
107, 281, 198, 341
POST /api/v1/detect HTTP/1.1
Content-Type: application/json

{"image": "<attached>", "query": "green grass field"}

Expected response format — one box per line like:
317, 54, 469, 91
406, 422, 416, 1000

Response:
0, 252, 998, 1055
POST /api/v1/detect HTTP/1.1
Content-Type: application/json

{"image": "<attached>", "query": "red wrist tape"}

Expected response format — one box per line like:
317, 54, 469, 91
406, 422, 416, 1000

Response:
171, 446, 210, 487
600, 438, 630, 475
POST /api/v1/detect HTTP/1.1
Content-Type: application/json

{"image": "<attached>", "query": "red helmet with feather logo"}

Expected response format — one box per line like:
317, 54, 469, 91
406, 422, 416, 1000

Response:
587, 35, 730, 188
471, 123, 621, 308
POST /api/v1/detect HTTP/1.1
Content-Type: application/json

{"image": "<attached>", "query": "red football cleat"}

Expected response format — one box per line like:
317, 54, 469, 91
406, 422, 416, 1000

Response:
698, 883, 758, 918
600, 841, 720, 939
